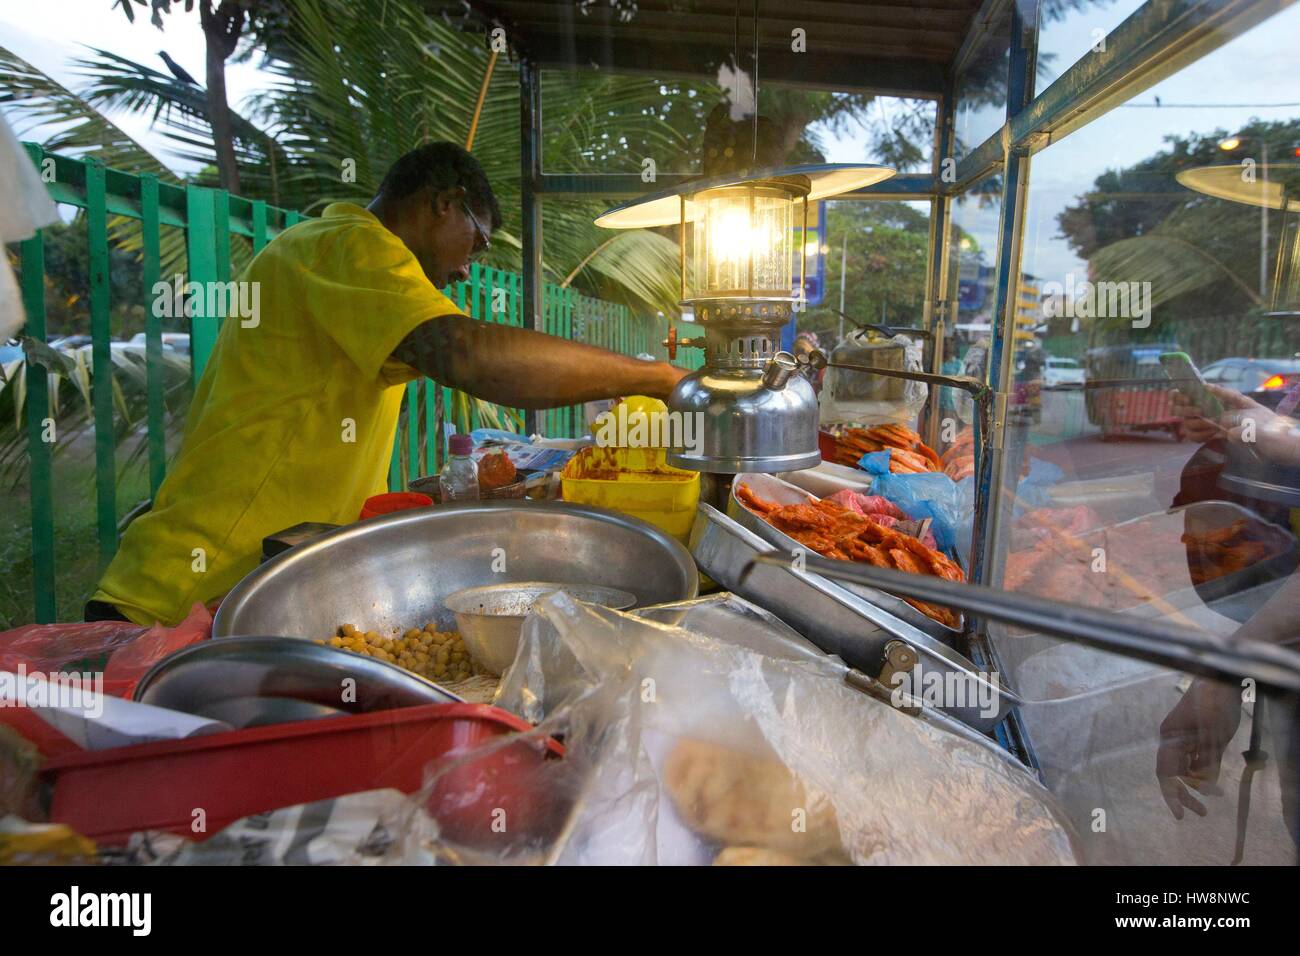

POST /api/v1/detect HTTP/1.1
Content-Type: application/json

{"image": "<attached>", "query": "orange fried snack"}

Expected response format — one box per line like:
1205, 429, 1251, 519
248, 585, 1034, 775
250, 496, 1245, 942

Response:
735, 483, 964, 628
478, 451, 517, 491
831, 425, 941, 474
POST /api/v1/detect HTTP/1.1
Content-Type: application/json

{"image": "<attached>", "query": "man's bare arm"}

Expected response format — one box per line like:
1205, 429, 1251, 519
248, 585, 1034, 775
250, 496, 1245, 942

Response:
392, 314, 686, 409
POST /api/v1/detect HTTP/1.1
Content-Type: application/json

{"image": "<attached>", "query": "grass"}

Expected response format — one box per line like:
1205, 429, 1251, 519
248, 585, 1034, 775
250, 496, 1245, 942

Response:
0, 438, 152, 629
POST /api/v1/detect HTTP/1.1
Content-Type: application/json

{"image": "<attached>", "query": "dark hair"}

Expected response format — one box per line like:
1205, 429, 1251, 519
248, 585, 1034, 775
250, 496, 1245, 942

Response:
376, 142, 501, 230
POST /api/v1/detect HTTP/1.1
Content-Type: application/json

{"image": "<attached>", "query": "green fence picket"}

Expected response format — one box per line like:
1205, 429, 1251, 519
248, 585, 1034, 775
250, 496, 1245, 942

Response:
424, 378, 437, 477
389, 426, 403, 492
251, 200, 268, 254
185, 186, 219, 384
406, 381, 419, 485
140, 174, 166, 496
85, 161, 118, 568
213, 190, 232, 285
20, 217, 56, 623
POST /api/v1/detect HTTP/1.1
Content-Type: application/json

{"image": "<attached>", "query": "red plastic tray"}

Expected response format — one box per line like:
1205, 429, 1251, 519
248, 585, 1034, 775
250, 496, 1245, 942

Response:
41, 702, 564, 847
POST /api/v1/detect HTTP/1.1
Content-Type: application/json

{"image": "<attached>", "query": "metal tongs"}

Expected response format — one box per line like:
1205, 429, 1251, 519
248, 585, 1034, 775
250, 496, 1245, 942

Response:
741, 549, 1300, 696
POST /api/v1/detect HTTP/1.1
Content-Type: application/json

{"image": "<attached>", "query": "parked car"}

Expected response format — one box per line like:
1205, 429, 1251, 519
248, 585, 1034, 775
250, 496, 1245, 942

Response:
48, 334, 92, 351
127, 332, 190, 356
1043, 355, 1085, 389
1201, 357, 1300, 410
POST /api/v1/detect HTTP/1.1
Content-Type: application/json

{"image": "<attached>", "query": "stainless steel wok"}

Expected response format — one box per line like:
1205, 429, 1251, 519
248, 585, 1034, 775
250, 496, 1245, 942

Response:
213, 501, 699, 641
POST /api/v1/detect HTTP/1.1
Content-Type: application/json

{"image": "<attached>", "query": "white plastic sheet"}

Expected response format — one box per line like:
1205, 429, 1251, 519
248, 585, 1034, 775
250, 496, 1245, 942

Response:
435, 593, 1081, 865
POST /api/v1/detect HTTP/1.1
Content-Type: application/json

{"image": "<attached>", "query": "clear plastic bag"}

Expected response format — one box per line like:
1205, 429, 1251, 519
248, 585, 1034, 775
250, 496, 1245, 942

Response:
414, 593, 1080, 865
820, 331, 928, 427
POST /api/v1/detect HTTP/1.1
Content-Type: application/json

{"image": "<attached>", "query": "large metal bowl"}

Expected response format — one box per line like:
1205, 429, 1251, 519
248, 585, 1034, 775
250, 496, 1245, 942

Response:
213, 501, 698, 641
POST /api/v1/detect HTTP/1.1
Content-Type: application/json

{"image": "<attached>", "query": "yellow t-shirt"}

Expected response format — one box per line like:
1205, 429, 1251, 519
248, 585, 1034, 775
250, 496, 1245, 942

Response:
93, 202, 456, 625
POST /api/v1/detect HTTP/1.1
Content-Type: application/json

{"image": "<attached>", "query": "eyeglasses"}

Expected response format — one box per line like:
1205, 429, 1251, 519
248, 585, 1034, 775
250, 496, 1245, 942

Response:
461, 201, 491, 260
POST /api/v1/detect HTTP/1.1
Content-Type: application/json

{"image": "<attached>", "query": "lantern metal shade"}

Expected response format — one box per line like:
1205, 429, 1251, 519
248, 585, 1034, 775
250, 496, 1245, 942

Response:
594, 162, 896, 229
1176, 164, 1300, 211
1177, 163, 1300, 317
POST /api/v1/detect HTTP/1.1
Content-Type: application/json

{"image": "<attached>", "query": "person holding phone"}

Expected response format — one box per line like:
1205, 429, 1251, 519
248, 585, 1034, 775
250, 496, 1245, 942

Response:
1158, 372, 1300, 835
1173, 381, 1300, 469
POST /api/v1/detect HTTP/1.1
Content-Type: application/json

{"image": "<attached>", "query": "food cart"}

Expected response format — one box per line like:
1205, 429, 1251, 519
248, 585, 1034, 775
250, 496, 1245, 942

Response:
3, 0, 1300, 868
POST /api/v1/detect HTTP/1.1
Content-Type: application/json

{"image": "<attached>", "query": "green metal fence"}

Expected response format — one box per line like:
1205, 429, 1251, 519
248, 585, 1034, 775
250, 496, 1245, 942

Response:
12, 146, 696, 623
15, 144, 305, 624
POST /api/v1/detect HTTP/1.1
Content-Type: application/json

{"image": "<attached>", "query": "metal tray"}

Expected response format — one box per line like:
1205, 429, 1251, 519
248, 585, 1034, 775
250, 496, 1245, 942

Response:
728, 472, 964, 642
689, 503, 1020, 733
134, 636, 463, 724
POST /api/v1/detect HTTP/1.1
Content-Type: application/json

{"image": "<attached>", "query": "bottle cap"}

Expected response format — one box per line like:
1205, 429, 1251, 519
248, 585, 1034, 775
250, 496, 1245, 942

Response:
448, 434, 473, 456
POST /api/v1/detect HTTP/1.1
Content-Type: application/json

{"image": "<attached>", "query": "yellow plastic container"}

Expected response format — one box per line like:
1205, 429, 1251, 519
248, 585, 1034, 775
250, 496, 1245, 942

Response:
561, 446, 701, 544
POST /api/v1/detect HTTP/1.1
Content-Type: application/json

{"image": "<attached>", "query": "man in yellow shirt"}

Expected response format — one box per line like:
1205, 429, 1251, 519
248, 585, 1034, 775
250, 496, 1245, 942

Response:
89, 142, 684, 625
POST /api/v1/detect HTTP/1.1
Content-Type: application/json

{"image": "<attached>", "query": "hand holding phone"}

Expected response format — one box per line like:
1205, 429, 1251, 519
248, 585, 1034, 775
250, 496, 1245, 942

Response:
1160, 351, 1224, 419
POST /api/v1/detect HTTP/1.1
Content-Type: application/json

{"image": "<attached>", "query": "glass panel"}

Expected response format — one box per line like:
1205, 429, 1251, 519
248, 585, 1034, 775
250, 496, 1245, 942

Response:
542, 70, 938, 176
999, 1, 1300, 864
1000, 636, 1299, 865
810, 199, 931, 334
803, 96, 937, 173
952, 2, 1012, 161
1034, 0, 1147, 99
540, 72, 706, 176
939, 180, 1003, 433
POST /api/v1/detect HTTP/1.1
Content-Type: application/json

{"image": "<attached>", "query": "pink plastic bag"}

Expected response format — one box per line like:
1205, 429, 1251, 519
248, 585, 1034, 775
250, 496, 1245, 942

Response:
102, 603, 212, 695
0, 603, 211, 699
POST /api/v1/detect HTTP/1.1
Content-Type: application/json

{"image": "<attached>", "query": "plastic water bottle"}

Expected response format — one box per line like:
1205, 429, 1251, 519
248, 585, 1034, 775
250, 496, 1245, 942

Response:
439, 434, 480, 502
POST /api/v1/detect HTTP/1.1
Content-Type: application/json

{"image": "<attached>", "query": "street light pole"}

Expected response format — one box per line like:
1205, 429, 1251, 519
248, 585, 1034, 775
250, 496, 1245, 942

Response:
838, 237, 847, 342
1261, 141, 1269, 300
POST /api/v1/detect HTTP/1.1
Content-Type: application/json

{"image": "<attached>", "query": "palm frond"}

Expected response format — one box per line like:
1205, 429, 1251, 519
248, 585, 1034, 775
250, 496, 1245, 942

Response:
0, 44, 170, 174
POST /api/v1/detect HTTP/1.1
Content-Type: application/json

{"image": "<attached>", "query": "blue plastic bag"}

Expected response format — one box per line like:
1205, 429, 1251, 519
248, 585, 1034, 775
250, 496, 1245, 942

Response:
869, 471, 972, 564
870, 456, 1067, 569
856, 450, 894, 476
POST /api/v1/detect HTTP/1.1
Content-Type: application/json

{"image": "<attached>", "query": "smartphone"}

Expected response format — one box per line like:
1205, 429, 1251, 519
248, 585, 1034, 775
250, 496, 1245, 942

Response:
1159, 351, 1223, 418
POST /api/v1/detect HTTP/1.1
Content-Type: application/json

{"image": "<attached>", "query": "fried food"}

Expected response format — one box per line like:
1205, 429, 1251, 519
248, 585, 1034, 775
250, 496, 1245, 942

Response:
1004, 508, 1293, 614
1183, 519, 1288, 585
737, 483, 964, 628
321, 622, 477, 682
477, 451, 517, 491
824, 424, 943, 474
665, 739, 841, 858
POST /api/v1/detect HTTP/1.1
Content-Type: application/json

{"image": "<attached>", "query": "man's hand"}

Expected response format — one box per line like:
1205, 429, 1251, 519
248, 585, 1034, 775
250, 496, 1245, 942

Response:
1156, 678, 1242, 819
1172, 383, 1256, 443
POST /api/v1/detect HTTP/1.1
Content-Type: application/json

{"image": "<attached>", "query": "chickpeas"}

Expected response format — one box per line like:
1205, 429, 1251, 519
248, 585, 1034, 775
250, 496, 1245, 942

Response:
316, 621, 477, 683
